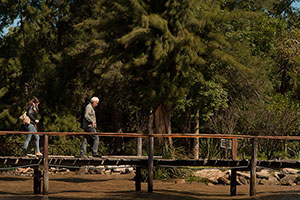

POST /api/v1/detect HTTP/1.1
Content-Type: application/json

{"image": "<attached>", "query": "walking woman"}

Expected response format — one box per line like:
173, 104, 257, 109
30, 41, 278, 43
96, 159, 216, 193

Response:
22, 97, 42, 156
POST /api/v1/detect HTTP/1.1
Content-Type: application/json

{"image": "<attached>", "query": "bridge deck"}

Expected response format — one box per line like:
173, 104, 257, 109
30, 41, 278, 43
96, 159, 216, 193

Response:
0, 156, 299, 169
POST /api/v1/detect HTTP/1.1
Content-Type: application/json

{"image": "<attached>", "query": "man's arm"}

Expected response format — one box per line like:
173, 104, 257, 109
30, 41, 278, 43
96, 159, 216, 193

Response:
84, 104, 95, 125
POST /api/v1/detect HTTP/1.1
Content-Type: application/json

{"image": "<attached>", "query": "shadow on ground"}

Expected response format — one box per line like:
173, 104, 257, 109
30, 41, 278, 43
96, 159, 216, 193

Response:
50, 177, 113, 183
0, 177, 28, 181
1, 190, 300, 200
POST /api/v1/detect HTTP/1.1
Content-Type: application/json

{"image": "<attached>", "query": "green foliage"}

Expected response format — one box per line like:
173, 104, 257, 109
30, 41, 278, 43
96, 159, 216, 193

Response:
0, 135, 25, 156
287, 141, 300, 159
1, 0, 300, 159
199, 138, 221, 159
49, 136, 81, 156
140, 166, 191, 182
154, 167, 190, 181
43, 114, 81, 132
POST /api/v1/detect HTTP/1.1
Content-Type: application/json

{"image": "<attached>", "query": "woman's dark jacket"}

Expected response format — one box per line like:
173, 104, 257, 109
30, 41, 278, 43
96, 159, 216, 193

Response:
26, 104, 39, 125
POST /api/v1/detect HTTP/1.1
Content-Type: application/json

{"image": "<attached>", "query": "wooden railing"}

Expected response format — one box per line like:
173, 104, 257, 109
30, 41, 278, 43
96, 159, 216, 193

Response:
1, 131, 300, 197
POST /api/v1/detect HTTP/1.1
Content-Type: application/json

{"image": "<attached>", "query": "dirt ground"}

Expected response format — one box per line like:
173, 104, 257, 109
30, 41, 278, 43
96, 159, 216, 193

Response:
0, 173, 299, 200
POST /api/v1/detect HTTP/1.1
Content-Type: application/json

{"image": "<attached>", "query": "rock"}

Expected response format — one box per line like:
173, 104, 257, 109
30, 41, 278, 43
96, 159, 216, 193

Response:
280, 175, 297, 186
208, 176, 219, 184
268, 176, 280, 184
50, 167, 56, 171
207, 182, 214, 186
94, 168, 105, 174
193, 169, 227, 185
274, 171, 283, 180
218, 176, 230, 185
174, 179, 185, 184
238, 175, 248, 185
282, 168, 299, 175
77, 166, 89, 175
88, 168, 97, 174
113, 167, 126, 174
259, 176, 279, 185
237, 171, 250, 179
257, 170, 271, 179
194, 169, 227, 180
121, 168, 133, 174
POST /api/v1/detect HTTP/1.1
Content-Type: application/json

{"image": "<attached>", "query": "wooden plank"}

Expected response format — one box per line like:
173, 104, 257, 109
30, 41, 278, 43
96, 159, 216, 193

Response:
1, 156, 300, 170
250, 138, 257, 196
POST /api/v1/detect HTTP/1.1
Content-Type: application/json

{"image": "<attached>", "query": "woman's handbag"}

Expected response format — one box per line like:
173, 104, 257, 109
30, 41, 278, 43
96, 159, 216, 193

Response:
19, 112, 31, 125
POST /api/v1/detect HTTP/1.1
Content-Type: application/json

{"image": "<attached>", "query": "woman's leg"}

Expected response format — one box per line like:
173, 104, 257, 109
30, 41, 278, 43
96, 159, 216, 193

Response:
23, 134, 33, 150
26, 124, 40, 153
33, 134, 40, 153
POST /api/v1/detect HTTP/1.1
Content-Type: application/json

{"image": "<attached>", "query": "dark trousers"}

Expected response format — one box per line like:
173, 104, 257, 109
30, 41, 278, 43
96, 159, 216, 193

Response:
80, 127, 99, 155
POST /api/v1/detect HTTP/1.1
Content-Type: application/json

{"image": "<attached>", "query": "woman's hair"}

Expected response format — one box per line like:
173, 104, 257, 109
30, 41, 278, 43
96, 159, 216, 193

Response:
25, 97, 40, 110
32, 97, 40, 104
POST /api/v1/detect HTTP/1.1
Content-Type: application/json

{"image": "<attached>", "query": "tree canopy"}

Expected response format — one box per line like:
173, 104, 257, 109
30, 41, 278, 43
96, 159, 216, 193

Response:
1, 0, 300, 158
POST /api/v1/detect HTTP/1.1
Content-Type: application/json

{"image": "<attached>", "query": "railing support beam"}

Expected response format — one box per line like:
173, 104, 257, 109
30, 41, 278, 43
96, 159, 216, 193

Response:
250, 138, 257, 196
33, 166, 42, 194
147, 136, 154, 192
230, 138, 238, 196
43, 134, 49, 195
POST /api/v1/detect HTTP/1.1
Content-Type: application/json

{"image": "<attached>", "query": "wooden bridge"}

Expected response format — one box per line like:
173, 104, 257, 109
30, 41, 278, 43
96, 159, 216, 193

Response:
1, 131, 300, 197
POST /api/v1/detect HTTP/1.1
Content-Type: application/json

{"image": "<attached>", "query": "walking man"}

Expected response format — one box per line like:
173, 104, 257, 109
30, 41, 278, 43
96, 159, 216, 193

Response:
80, 97, 101, 158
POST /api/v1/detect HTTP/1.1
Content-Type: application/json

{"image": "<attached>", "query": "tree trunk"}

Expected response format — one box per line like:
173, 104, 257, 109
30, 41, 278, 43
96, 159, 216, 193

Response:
193, 110, 199, 159
148, 108, 154, 135
154, 104, 173, 153
112, 103, 124, 154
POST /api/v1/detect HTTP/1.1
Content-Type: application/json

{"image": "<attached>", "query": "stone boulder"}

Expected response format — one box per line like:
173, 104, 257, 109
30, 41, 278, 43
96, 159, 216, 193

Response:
259, 176, 279, 185
280, 175, 298, 186
281, 168, 299, 175
256, 169, 271, 179
193, 169, 227, 184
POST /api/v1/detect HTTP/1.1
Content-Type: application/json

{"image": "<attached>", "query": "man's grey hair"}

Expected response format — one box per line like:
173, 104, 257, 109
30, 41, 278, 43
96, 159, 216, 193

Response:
91, 97, 99, 102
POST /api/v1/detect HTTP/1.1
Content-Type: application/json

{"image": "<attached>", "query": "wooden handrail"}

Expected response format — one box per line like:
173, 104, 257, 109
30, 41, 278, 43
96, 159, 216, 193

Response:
1, 131, 300, 140
0, 131, 147, 137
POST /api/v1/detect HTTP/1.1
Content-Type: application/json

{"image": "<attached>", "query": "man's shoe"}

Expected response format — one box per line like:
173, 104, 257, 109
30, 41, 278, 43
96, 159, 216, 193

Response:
92, 153, 102, 158
80, 154, 86, 159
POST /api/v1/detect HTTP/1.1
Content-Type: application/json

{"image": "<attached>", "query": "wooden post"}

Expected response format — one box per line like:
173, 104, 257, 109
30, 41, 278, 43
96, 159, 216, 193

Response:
230, 169, 237, 196
230, 138, 238, 196
135, 137, 142, 191
33, 166, 42, 194
137, 137, 142, 156
135, 167, 141, 191
232, 138, 237, 159
43, 134, 49, 195
250, 138, 257, 196
147, 136, 154, 192
193, 110, 199, 159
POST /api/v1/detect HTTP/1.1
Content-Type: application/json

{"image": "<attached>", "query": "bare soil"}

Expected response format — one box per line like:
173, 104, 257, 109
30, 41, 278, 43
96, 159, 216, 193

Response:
0, 173, 299, 200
